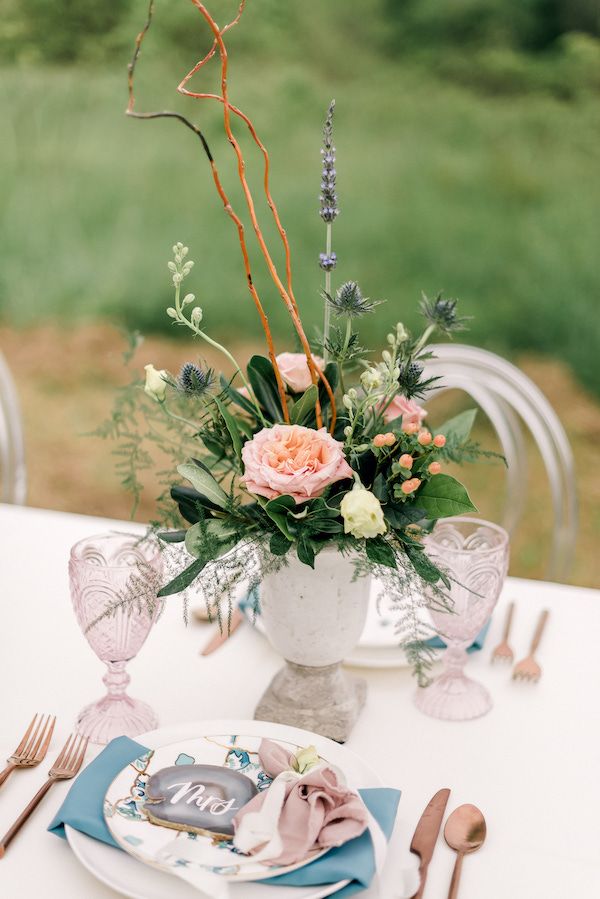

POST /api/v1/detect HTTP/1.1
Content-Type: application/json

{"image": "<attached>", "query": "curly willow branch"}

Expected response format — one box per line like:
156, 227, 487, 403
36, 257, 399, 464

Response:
126, 0, 290, 420
186, 1, 338, 432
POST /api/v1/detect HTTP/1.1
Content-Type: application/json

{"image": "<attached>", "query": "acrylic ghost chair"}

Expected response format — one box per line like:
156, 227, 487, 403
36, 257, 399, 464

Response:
422, 344, 577, 582
0, 352, 27, 504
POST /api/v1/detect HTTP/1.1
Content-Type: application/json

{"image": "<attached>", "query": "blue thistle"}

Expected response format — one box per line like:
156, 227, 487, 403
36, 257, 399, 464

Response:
319, 251, 337, 272
178, 362, 214, 396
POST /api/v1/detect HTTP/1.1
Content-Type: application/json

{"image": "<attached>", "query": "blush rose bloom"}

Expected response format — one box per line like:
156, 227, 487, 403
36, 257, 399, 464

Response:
276, 352, 325, 394
383, 394, 427, 426
240, 424, 352, 504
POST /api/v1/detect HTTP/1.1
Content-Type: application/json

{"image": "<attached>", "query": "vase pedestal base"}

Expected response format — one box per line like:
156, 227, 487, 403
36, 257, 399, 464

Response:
255, 660, 366, 743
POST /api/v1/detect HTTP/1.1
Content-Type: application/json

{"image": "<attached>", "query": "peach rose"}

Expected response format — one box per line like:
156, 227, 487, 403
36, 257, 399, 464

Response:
276, 352, 325, 394
383, 394, 427, 427
241, 424, 352, 504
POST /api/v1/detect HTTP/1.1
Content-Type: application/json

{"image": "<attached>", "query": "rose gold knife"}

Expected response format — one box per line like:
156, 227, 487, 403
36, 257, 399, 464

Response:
200, 608, 245, 655
409, 788, 451, 899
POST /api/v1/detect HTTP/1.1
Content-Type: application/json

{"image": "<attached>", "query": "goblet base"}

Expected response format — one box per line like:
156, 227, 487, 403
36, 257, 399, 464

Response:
414, 671, 492, 721
75, 694, 158, 745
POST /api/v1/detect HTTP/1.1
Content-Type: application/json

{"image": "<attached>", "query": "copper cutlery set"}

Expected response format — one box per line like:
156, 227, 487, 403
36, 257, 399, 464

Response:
491, 602, 550, 681
0, 713, 88, 857
410, 789, 486, 899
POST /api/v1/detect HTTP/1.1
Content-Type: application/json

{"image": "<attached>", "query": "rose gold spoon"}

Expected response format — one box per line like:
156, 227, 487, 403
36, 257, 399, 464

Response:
444, 803, 487, 899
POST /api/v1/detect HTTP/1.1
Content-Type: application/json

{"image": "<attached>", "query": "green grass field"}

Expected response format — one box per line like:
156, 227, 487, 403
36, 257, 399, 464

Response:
1, 2, 599, 392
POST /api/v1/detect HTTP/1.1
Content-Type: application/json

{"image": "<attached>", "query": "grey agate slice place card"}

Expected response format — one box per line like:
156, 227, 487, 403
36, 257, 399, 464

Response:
144, 764, 258, 839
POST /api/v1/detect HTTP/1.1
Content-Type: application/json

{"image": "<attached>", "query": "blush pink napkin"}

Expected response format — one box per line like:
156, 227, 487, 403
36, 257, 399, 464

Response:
233, 739, 369, 867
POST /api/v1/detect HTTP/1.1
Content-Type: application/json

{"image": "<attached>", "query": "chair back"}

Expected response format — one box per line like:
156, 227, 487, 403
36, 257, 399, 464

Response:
0, 352, 27, 504
423, 344, 577, 582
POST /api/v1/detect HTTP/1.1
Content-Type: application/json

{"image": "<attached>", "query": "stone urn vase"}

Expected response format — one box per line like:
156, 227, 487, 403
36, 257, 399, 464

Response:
254, 547, 370, 743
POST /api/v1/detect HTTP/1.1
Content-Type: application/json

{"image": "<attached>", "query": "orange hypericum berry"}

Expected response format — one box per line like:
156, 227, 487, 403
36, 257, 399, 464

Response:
433, 434, 446, 447
384, 432, 396, 446
418, 430, 432, 446
399, 453, 413, 469
428, 461, 442, 475
401, 477, 421, 495
373, 433, 387, 447
402, 421, 419, 435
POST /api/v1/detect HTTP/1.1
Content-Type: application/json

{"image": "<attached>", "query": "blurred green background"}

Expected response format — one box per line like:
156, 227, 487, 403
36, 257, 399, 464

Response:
1, 0, 599, 391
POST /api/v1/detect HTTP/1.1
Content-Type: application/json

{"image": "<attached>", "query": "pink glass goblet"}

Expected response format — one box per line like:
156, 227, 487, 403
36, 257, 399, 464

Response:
415, 517, 509, 721
69, 533, 164, 744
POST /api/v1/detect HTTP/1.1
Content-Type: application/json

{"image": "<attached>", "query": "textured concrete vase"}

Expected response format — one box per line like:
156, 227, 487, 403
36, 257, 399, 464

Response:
254, 548, 370, 742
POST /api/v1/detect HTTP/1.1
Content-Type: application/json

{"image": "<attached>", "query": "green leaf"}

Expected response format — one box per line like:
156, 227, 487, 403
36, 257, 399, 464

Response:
247, 355, 285, 422
157, 529, 186, 543
385, 504, 426, 529
365, 536, 397, 569
219, 375, 259, 418
263, 494, 296, 540
405, 543, 450, 587
438, 409, 477, 445
372, 474, 389, 503
416, 474, 477, 520
158, 557, 206, 596
177, 462, 229, 510
297, 533, 315, 568
213, 396, 242, 461
290, 385, 319, 425
270, 531, 292, 555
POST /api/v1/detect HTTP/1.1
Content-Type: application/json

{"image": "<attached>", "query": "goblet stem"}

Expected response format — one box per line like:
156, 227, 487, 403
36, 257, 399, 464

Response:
103, 661, 131, 700
443, 642, 470, 679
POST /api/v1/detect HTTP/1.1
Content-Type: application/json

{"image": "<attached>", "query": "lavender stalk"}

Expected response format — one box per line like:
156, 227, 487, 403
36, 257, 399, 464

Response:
319, 100, 338, 363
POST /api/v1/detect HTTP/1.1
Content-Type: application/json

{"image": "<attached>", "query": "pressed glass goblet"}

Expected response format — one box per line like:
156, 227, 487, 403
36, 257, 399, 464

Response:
415, 517, 509, 721
69, 533, 164, 744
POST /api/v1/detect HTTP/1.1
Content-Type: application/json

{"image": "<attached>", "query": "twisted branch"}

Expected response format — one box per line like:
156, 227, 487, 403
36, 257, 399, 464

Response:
126, 0, 290, 420
187, 1, 337, 431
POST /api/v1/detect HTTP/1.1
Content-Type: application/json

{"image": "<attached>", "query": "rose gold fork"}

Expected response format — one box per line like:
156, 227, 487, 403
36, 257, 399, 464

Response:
0, 732, 88, 858
491, 601, 515, 664
513, 609, 550, 683
0, 714, 56, 789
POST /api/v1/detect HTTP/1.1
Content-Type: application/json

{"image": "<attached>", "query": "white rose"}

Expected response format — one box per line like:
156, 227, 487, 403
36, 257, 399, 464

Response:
340, 484, 386, 539
144, 364, 168, 402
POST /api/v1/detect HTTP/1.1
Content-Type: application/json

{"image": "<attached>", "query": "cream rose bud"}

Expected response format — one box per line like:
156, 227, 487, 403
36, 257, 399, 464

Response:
276, 352, 325, 394
144, 364, 168, 402
340, 484, 387, 540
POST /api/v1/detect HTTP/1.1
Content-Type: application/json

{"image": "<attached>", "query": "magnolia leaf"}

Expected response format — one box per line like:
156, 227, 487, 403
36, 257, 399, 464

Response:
263, 494, 296, 540
157, 529, 186, 543
365, 536, 397, 569
213, 396, 242, 460
270, 531, 292, 555
438, 409, 477, 445
158, 557, 206, 596
385, 504, 426, 529
416, 474, 477, 519
177, 462, 229, 510
297, 533, 315, 568
290, 385, 319, 425
247, 355, 285, 422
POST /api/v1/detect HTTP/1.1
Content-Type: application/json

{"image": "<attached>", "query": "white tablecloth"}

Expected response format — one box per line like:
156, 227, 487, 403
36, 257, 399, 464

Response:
0, 503, 599, 898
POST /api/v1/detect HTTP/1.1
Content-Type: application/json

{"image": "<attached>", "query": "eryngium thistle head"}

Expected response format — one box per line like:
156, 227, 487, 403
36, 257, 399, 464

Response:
420, 292, 470, 335
178, 362, 214, 396
319, 100, 339, 223
398, 360, 441, 399
325, 281, 380, 318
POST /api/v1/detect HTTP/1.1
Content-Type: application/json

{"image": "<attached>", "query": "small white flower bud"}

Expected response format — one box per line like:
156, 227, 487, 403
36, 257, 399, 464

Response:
182, 260, 194, 275
387, 333, 395, 344
348, 388, 358, 400
172, 245, 178, 255
176, 241, 184, 250
182, 246, 189, 257
175, 254, 182, 265
382, 350, 392, 364
396, 322, 409, 342
343, 394, 353, 410
182, 293, 195, 306
167, 261, 177, 272
172, 273, 183, 285
343, 426, 352, 437
191, 307, 203, 327
166, 307, 178, 319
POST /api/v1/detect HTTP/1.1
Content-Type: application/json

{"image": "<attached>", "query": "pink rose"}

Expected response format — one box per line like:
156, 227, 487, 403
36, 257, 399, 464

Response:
383, 394, 427, 426
241, 424, 353, 504
276, 352, 325, 394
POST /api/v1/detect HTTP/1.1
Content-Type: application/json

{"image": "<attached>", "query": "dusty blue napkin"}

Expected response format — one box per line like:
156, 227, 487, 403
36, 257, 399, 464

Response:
240, 590, 491, 654
49, 736, 400, 896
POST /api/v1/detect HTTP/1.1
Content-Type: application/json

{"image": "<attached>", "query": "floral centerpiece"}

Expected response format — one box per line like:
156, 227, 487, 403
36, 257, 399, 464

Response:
104, 0, 487, 739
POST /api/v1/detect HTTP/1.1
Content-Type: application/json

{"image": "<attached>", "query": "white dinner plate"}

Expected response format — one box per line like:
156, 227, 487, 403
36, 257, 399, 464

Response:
66, 718, 383, 899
